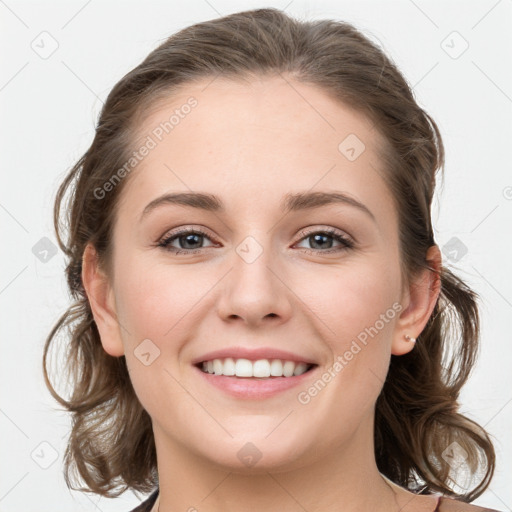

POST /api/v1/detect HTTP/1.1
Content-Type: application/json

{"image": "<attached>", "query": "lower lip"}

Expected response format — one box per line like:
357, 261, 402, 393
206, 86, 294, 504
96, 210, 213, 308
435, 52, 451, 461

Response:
194, 365, 318, 399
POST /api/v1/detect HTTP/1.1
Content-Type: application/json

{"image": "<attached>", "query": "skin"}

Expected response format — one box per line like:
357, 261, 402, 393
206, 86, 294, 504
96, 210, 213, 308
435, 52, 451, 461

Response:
82, 75, 442, 511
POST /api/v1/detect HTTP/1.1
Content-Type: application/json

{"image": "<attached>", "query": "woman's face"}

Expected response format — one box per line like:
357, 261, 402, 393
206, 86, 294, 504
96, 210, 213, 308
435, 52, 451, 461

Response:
90, 75, 425, 471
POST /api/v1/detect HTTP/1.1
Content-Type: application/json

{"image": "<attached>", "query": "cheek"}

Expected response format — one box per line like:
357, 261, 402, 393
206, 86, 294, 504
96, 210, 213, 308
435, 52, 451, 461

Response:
114, 256, 203, 343
301, 261, 400, 345
299, 261, 400, 403
113, 258, 204, 412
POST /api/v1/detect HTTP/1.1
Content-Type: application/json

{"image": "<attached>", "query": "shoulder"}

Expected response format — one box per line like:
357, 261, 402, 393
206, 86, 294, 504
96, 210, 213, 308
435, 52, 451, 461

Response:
128, 488, 159, 512
438, 496, 503, 512
125, 490, 504, 512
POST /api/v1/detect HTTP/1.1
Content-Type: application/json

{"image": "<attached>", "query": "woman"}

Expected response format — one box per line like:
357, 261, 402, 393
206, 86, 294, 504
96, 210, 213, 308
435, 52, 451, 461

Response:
43, 8, 501, 512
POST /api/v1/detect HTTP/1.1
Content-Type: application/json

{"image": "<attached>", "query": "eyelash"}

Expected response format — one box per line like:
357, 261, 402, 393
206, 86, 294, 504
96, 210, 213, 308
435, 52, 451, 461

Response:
157, 226, 355, 255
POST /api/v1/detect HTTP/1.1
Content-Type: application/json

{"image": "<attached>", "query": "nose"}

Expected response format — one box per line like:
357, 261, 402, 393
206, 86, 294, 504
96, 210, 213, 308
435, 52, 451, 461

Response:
215, 237, 293, 328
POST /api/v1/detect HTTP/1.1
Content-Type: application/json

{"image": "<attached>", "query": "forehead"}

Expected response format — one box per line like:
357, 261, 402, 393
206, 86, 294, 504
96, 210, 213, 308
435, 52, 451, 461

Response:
135, 74, 383, 161
119, 75, 395, 230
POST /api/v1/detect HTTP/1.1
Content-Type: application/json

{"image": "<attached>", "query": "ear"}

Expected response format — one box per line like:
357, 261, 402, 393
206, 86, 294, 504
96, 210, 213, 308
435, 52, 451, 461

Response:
392, 245, 442, 356
81, 243, 125, 357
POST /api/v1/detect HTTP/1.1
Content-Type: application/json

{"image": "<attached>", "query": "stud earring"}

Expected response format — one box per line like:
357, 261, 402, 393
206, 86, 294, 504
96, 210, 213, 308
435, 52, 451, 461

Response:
404, 334, 416, 343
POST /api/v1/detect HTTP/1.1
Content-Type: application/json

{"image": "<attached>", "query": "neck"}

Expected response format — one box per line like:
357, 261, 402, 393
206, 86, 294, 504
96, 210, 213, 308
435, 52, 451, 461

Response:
151, 418, 403, 512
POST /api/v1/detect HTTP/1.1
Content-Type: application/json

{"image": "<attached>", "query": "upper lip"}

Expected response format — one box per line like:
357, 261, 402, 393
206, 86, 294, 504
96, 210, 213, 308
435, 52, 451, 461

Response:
192, 347, 318, 366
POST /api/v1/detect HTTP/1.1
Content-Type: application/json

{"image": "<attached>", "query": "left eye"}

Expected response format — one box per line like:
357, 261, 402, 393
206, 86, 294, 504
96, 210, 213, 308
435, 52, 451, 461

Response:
295, 229, 354, 252
157, 228, 354, 254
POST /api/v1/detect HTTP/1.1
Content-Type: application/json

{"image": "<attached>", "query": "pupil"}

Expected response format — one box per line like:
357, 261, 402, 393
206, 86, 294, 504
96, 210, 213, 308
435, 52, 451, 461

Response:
181, 234, 202, 249
311, 234, 332, 249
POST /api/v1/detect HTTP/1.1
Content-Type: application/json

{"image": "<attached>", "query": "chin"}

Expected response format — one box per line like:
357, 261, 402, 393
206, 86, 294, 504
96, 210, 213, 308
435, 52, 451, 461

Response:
193, 431, 315, 474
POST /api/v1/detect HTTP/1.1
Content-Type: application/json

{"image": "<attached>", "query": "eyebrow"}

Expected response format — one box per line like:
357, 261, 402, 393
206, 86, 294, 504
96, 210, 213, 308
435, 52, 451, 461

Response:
140, 190, 376, 223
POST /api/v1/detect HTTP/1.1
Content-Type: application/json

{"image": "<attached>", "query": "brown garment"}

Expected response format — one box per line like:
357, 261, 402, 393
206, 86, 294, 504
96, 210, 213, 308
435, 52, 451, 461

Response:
435, 497, 501, 512
128, 489, 502, 512
129, 489, 157, 512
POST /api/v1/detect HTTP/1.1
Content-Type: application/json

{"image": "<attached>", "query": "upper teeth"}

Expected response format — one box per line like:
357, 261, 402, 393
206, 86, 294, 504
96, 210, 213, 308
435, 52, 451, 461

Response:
201, 358, 311, 378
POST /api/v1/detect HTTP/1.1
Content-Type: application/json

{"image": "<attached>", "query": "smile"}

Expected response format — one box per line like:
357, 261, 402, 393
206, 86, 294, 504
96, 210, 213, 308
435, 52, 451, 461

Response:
198, 357, 315, 378
194, 358, 319, 400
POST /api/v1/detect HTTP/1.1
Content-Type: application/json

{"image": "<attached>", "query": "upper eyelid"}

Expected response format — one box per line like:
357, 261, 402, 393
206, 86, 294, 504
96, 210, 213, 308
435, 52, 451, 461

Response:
160, 226, 216, 241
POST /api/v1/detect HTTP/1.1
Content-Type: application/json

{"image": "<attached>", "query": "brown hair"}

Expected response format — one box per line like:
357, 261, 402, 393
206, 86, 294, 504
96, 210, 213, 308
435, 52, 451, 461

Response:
43, 7, 495, 501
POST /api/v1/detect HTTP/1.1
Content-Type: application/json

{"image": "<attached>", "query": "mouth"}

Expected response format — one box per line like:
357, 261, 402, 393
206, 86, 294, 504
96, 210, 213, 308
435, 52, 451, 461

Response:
193, 357, 319, 400
195, 358, 317, 378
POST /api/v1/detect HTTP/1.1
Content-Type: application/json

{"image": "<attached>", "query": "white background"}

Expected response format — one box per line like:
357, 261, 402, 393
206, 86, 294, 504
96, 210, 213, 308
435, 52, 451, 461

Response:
1, 0, 511, 510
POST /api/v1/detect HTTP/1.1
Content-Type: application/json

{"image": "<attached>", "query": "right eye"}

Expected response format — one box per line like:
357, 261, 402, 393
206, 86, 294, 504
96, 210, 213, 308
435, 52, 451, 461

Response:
157, 227, 218, 253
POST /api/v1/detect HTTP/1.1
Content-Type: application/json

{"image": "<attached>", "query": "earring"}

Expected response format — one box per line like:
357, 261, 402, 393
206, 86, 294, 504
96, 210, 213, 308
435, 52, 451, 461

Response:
404, 334, 416, 343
